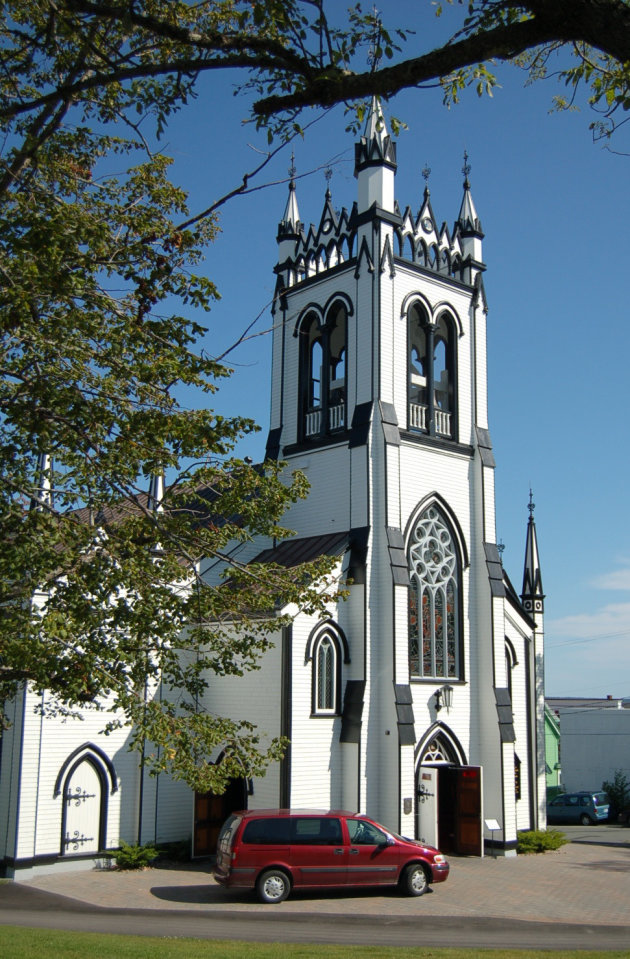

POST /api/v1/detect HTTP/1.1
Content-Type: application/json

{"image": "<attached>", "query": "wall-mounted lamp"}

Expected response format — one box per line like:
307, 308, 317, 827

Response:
434, 684, 454, 713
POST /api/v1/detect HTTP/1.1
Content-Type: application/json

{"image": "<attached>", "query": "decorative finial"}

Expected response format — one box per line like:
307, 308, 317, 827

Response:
497, 539, 505, 562
528, 488, 535, 518
462, 149, 471, 188
422, 162, 431, 198
324, 166, 333, 196
367, 6, 382, 72
288, 151, 296, 183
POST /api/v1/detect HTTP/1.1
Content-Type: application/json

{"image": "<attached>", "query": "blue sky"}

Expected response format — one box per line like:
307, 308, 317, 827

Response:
160, 7, 629, 699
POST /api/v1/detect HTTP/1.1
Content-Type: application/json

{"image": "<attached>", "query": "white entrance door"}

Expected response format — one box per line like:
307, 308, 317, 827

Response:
416, 765, 439, 847
63, 760, 102, 855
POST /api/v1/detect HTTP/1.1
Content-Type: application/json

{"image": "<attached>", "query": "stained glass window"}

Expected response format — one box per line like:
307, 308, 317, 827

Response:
316, 636, 334, 711
409, 505, 460, 679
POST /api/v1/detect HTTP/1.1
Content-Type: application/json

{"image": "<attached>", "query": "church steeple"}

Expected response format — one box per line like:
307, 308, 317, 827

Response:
521, 490, 544, 616
354, 96, 397, 214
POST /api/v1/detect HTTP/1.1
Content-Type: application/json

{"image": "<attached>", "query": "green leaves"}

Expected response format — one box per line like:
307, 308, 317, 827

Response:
0, 0, 343, 792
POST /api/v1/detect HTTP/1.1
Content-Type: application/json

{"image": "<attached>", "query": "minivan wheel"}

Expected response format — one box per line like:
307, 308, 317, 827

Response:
401, 863, 429, 897
580, 813, 592, 825
257, 868, 291, 904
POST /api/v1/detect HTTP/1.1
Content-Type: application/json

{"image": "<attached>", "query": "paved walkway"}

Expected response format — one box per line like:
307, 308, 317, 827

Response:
15, 828, 630, 927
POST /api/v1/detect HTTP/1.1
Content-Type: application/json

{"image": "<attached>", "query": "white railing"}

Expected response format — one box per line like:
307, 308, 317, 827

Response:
305, 403, 345, 437
305, 409, 321, 437
409, 403, 426, 431
435, 409, 451, 436
409, 404, 451, 437
328, 402, 345, 431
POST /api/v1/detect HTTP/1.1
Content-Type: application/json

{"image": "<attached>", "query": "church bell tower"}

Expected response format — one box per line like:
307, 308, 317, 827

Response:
265, 100, 544, 853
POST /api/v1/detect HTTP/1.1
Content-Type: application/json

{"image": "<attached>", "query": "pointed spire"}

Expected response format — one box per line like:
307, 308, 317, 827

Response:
457, 150, 483, 235
521, 490, 544, 615
354, 96, 397, 177
354, 97, 397, 214
147, 469, 164, 515
278, 152, 301, 239
31, 452, 53, 511
364, 95, 388, 148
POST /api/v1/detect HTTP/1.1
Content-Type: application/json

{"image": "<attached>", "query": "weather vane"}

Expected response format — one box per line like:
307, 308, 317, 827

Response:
325, 166, 333, 187
422, 163, 431, 184
528, 488, 535, 517
462, 149, 471, 186
367, 6, 382, 72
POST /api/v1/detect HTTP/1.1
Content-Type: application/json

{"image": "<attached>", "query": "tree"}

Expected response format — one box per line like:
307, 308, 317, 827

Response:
3, 3, 629, 143
0, 0, 340, 794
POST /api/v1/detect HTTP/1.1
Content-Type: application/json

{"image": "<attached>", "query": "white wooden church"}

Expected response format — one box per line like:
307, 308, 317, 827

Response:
0, 101, 546, 877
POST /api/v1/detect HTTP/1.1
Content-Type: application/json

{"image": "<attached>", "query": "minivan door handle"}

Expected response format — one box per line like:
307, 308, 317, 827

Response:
334, 848, 344, 855
350, 848, 359, 855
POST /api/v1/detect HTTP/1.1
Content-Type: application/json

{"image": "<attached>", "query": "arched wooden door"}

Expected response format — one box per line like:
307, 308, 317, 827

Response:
61, 757, 106, 856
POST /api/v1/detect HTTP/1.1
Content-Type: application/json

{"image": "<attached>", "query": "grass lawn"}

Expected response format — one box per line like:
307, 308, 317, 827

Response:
0, 928, 628, 959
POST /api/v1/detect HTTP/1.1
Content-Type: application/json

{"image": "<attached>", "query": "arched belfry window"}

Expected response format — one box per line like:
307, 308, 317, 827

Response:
408, 505, 462, 680
408, 305, 456, 439
299, 300, 347, 441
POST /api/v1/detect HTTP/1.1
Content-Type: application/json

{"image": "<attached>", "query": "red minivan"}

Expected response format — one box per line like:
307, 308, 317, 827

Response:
213, 808, 449, 903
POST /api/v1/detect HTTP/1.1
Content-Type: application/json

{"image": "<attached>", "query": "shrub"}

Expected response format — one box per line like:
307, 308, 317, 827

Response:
108, 840, 159, 870
602, 770, 630, 820
517, 829, 569, 854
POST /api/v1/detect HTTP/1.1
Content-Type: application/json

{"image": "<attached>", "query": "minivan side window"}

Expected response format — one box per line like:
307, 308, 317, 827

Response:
242, 818, 292, 844
292, 817, 342, 845
347, 819, 388, 845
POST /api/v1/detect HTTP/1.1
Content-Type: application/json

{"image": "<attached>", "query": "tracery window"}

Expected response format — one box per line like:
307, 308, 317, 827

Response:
408, 305, 455, 438
420, 736, 453, 764
409, 505, 461, 680
300, 301, 347, 441
312, 629, 341, 715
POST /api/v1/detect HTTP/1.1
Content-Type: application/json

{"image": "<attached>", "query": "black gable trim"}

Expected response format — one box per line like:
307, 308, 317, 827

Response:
349, 401, 373, 449
395, 683, 416, 746
484, 542, 505, 598
387, 527, 409, 586
476, 426, 496, 468
380, 401, 400, 447
340, 680, 366, 743
265, 427, 282, 462
494, 687, 516, 743
348, 526, 369, 585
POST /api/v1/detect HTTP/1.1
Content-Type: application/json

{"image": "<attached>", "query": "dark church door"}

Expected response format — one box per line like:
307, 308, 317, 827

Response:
437, 765, 482, 855
193, 778, 247, 857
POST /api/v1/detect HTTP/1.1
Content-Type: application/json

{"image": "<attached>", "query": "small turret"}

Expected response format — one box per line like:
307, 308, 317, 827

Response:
354, 96, 397, 214
521, 490, 544, 616
276, 155, 303, 287
278, 157, 301, 240
147, 470, 164, 516
455, 152, 484, 283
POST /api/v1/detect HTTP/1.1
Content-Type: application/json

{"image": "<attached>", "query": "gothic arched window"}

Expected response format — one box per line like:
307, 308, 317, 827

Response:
300, 301, 347, 441
311, 629, 342, 715
408, 505, 462, 680
407, 306, 456, 439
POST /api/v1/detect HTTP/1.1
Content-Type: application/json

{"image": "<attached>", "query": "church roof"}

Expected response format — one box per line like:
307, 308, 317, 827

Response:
252, 530, 352, 567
